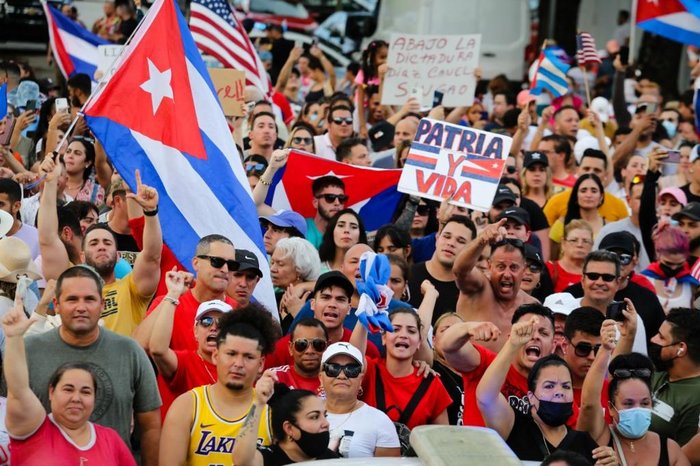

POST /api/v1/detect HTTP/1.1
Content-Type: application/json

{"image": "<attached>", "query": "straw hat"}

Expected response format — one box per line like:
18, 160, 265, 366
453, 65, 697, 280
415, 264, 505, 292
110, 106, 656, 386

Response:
0, 237, 42, 283
0, 210, 14, 238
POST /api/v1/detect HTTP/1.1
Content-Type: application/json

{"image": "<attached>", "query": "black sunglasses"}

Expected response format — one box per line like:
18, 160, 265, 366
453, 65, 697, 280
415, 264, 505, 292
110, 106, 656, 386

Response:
616, 253, 632, 266
197, 315, 221, 328
506, 165, 517, 174
492, 238, 525, 251
293, 338, 328, 353
197, 255, 240, 271
331, 116, 353, 125
323, 362, 362, 378
573, 342, 602, 357
613, 368, 652, 379
316, 194, 348, 203
583, 272, 617, 282
292, 136, 313, 145
415, 205, 430, 216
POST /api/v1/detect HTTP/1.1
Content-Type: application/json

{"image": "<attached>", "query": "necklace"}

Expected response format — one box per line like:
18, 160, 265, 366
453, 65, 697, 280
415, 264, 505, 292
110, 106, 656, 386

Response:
198, 351, 216, 383
330, 400, 360, 431
534, 420, 551, 456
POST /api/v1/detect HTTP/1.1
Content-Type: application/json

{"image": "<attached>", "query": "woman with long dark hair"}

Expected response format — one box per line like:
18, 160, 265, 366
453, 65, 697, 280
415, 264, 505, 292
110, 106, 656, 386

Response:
318, 209, 367, 272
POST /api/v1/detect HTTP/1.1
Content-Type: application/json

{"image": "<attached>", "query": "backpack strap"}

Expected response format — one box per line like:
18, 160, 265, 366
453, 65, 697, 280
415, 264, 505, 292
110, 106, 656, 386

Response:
398, 374, 434, 425
374, 364, 386, 412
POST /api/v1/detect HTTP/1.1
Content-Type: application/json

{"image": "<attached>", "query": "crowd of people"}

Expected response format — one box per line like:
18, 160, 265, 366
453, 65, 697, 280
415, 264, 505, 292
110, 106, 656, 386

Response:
2, 2, 700, 466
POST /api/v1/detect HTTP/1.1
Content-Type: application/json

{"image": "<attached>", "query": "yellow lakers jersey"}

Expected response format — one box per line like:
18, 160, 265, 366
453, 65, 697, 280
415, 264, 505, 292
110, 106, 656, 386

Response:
187, 385, 273, 466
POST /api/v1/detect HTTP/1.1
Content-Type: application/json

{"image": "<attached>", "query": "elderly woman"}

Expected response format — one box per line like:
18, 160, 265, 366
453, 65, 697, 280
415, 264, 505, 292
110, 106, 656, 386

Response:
270, 237, 321, 332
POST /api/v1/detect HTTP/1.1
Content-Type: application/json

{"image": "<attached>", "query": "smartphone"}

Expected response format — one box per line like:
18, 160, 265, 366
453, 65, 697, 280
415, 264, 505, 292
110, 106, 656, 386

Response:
645, 102, 658, 114
665, 150, 681, 164
55, 97, 69, 114
294, 39, 302, 49
619, 46, 629, 66
433, 90, 444, 107
606, 301, 627, 322
24, 100, 37, 112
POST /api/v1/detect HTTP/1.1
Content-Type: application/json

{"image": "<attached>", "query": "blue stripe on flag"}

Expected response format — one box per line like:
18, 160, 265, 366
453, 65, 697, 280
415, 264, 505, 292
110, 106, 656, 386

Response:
49, 4, 110, 46
357, 186, 405, 231
69, 55, 99, 80
638, 17, 700, 48
0, 83, 6, 120
410, 142, 442, 154
404, 159, 436, 169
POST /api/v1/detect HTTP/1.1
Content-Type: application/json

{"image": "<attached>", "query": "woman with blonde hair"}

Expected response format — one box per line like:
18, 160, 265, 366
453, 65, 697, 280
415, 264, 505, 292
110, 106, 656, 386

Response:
547, 220, 594, 293
521, 151, 554, 208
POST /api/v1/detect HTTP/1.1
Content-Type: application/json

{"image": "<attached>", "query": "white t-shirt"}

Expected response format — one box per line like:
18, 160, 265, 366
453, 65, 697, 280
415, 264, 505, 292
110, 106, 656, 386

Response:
314, 133, 337, 161
327, 403, 400, 458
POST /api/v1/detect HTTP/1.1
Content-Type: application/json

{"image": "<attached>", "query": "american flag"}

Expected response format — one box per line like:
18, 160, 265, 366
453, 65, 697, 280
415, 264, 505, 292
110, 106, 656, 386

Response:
576, 31, 601, 65
189, 0, 272, 95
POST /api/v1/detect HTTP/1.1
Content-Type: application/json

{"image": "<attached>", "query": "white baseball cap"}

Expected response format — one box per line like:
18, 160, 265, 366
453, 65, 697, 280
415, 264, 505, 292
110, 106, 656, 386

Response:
321, 342, 364, 369
543, 293, 579, 317
195, 299, 233, 321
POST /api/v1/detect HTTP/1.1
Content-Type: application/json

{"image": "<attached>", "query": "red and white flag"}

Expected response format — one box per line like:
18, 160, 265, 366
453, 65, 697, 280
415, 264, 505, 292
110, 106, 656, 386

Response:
189, 0, 272, 95
576, 31, 601, 65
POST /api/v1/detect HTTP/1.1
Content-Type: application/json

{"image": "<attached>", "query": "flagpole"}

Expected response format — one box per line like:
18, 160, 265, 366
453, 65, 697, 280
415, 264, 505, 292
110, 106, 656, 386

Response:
629, 0, 637, 64
576, 31, 592, 107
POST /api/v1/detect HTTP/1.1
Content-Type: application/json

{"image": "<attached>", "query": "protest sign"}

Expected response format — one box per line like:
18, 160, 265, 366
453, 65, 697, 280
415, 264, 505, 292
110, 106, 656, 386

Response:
382, 34, 481, 108
95, 44, 123, 81
398, 118, 512, 212
208, 68, 246, 117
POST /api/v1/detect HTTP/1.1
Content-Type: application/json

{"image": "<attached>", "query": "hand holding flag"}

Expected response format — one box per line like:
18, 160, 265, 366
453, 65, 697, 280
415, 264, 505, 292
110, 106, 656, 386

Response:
355, 252, 394, 334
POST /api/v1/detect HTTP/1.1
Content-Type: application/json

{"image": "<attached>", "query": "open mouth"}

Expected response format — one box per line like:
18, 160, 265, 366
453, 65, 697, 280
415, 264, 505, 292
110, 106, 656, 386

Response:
323, 311, 339, 320
206, 335, 217, 343
525, 346, 541, 358
394, 341, 410, 349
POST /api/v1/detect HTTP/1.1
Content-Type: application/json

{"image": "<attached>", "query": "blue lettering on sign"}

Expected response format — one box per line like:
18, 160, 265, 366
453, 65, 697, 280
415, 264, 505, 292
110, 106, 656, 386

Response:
414, 119, 504, 159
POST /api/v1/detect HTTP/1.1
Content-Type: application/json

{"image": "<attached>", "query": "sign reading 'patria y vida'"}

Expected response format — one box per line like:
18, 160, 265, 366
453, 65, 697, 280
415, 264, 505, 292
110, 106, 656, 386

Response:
382, 33, 481, 108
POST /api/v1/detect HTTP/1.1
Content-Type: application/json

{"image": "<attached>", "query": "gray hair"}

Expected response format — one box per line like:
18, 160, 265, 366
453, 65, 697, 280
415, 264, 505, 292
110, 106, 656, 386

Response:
274, 237, 321, 281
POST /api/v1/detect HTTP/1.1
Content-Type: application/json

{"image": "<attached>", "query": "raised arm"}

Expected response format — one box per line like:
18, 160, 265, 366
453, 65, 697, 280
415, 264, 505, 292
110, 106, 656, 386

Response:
148, 269, 189, 379
577, 319, 617, 445
231, 370, 277, 466
252, 149, 288, 216
509, 107, 531, 158
127, 170, 163, 297
453, 219, 506, 293
3, 297, 45, 438
93, 140, 113, 190
612, 298, 638, 357
529, 106, 554, 151
274, 47, 303, 93
610, 115, 650, 166
476, 316, 538, 440
441, 321, 501, 373
415, 280, 439, 365
37, 155, 70, 280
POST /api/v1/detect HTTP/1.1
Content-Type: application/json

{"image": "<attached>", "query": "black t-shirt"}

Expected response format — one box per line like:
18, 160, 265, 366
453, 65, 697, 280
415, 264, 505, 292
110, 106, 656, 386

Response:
432, 359, 465, 426
520, 197, 549, 231
259, 444, 339, 466
681, 184, 700, 205
564, 278, 665, 345
506, 409, 597, 463
407, 262, 460, 324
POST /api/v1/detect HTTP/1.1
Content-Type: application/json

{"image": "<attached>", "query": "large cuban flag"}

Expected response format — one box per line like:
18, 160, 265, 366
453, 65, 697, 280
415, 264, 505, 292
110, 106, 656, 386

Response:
264, 150, 403, 231
82, 0, 276, 316
41, 2, 110, 82
637, 0, 700, 47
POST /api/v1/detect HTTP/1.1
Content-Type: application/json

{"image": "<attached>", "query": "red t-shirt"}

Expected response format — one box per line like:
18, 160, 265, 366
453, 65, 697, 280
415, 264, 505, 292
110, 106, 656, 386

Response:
270, 364, 322, 395
573, 379, 612, 425
553, 174, 577, 189
547, 261, 582, 293
10, 416, 135, 466
360, 358, 452, 429
167, 350, 217, 396
264, 328, 380, 369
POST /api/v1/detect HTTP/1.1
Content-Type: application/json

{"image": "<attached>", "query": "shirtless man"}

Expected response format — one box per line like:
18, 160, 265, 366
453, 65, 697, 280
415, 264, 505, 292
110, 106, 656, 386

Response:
453, 219, 538, 351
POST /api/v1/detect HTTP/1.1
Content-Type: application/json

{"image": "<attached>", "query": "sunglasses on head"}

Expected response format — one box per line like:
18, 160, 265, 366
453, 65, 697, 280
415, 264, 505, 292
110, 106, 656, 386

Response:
322, 362, 362, 378
573, 342, 602, 357
292, 136, 313, 145
293, 338, 328, 352
583, 272, 617, 282
613, 368, 652, 380
197, 315, 221, 328
415, 205, 430, 216
316, 194, 348, 203
197, 255, 240, 271
331, 116, 353, 125
492, 238, 525, 251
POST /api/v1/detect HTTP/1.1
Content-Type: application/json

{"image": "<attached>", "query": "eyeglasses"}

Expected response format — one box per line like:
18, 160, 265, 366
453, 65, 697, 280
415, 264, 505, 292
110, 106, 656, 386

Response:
526, 262, 543, 273
197, 315, 221, 328
583, 272, 617, 282
316, 194, 348, 204
245, 162, 266, 172
415, 205, 430, 216
293, 338, 328, 352
197, 255, 240, 271
322, 362, 362, 378
613, 368, 652, 380
292, 136, 313, 145
331, 116, 353, 125
573, 342, 602, 357
565, 237, 593, 245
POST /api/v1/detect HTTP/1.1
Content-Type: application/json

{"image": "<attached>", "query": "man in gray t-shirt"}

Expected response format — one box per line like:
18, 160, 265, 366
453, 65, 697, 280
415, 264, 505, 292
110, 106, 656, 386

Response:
24, 265, 161, 466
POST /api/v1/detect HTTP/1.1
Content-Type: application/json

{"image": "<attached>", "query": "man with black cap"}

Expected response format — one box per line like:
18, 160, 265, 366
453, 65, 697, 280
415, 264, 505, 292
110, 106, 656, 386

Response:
674, 203, 700, 268
227, 249, 263, 306
565, 231, 665, 347
488, 185, 518, 223
260, 210, 307, 255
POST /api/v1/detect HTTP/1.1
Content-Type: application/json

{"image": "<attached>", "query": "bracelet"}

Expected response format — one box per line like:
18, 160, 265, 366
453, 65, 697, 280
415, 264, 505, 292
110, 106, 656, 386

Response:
163, 296, 179, 306
259, 178, 272, 186
143, 206, 158, 216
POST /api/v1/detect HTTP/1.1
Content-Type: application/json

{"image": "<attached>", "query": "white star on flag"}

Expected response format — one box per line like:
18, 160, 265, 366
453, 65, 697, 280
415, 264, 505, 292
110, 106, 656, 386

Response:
140, 58, 173, 115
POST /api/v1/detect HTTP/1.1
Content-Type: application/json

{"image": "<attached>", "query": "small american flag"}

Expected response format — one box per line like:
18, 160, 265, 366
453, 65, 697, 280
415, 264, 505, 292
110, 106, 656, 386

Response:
576, 31, 601, 65
189, 0, 272, 95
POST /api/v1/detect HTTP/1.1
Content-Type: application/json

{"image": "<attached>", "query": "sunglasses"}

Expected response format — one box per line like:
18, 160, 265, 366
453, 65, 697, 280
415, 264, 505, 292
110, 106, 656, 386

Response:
293, 338, 328, 352
316, 194, 348, 203
573, 342, 601, 357
583, 272, 618, 282
415, 205, 430, 216
197, 315, 221, 328
613, 368, 652, 379
615, 253, 632, 266
526, 262, 543, 273
245, 162, 266, 172
292, 136, 313, 145
492, 238, 525, 251
331, 116, 353, 125
322, 362, 362, 378
505, 165, 517, 175
197, 255, 240, 271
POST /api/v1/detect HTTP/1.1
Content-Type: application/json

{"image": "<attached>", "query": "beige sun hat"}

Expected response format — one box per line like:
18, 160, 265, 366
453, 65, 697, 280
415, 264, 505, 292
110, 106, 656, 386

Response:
0, 236, 42, 283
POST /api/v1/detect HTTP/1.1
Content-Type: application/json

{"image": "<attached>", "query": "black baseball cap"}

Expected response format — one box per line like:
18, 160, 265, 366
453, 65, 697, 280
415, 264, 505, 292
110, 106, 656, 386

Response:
598, 231, 635, 256
235, 249, 263, 278
673, 202, 700, 222
496, 206, 530, 226
523, 244, 543, 267
493, 185, 517, 205
368, 121, 395, 152
312, 271, 354, 299
523, 151, 549, 169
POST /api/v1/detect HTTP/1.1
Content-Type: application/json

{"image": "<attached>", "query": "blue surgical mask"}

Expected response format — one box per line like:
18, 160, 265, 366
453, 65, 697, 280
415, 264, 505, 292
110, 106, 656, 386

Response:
615, 407, 652, 439
662, 120, 677, 138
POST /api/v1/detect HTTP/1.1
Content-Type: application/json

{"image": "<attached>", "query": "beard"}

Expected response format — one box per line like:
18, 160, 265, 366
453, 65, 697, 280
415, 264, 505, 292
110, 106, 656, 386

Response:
225, 381, 245, 391
648, 343, 675, 372
85, 253, 118, 277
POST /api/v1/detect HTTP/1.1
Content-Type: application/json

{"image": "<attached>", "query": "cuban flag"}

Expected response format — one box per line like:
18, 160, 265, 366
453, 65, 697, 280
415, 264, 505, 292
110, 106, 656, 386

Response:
264, 150, 403, 231
530, 47, 570, 98
42, 2, 110, 82
82, 0, 276, 316
637, 0, 700, 47
406, 142, 505, 184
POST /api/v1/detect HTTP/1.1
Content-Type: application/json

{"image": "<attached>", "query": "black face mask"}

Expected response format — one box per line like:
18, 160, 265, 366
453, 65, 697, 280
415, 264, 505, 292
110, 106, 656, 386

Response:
689, 236, 700, 252
293, 425, 330, 458
648, 343, 675, 372
535, 398, 573, 427
659, 263, 683, 278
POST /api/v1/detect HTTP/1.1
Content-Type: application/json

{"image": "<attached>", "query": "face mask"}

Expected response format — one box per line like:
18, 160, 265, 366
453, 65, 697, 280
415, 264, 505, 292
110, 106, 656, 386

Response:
659, 262, 683, 278
615, 407, 652, 439
534, 398, 573, 427
648, 343, 676, 372
662, 120, 677, 138
293, 425, 330, 458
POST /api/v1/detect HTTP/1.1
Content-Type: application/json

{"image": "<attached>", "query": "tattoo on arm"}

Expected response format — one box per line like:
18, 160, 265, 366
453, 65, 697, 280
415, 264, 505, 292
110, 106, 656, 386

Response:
240, 404, 257, 436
